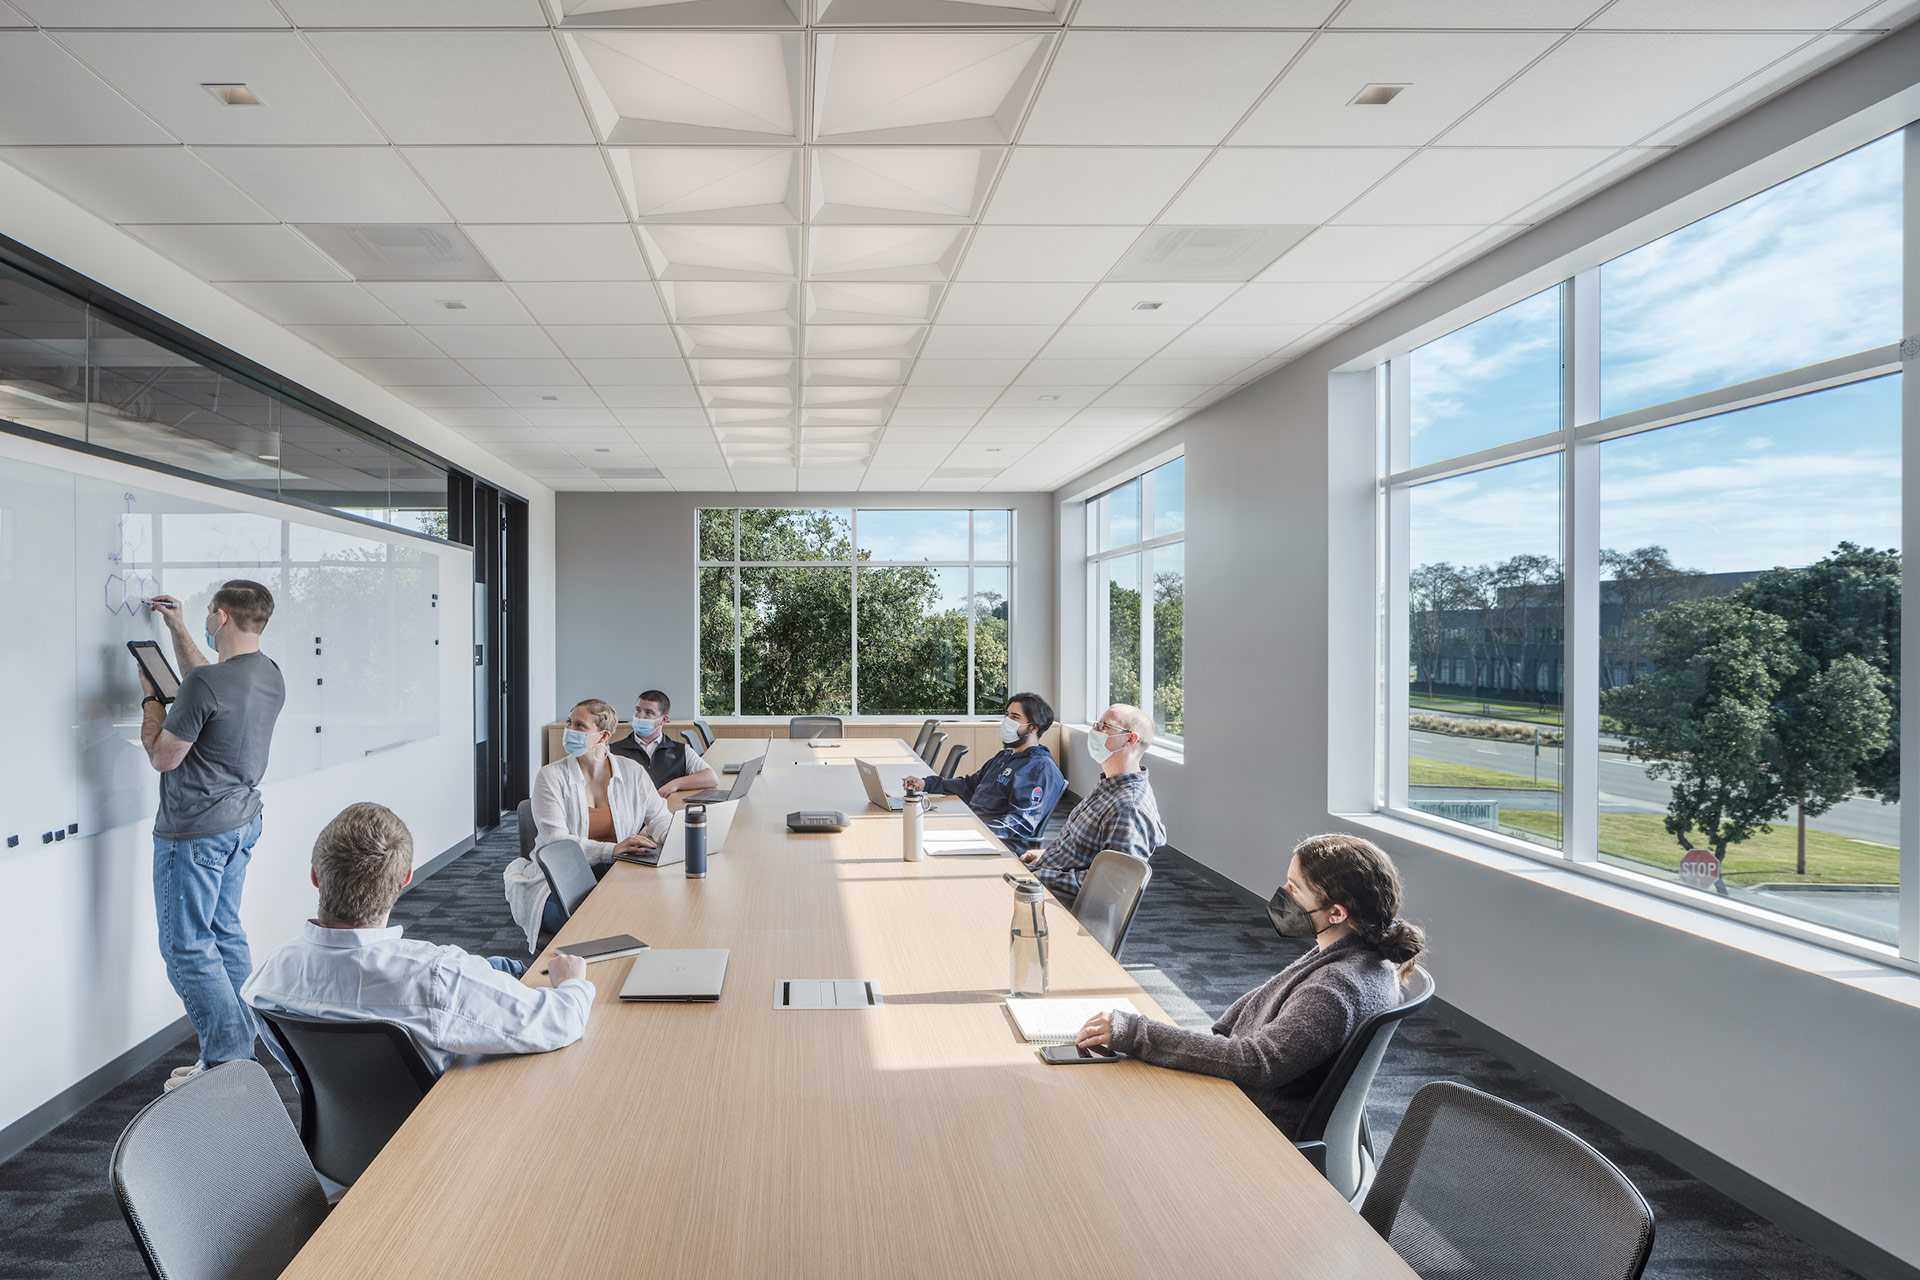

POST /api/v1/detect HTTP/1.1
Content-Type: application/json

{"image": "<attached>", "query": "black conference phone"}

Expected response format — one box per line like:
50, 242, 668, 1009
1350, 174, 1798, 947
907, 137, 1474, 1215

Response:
786, 810, 849, 833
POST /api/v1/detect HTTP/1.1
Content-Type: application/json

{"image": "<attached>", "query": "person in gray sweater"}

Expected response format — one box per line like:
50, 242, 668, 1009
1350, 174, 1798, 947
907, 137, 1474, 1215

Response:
1074, 833, 1427, 1137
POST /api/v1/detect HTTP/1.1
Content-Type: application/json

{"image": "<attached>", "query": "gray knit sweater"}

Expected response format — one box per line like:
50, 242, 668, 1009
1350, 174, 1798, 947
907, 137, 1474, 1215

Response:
1106, 935, 1402, 1137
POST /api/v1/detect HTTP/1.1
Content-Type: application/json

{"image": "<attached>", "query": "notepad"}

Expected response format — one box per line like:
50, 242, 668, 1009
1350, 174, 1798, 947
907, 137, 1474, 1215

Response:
922, 830, 1001, 857
1004, 997, 1142, 1044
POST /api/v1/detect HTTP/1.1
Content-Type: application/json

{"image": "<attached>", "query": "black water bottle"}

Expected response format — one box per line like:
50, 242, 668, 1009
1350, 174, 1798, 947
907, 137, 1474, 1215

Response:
684, 803, 708, 879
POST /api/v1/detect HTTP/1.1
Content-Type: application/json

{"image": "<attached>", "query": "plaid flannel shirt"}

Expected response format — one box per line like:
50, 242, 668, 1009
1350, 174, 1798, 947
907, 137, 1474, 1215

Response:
1031, 767, 1165, 900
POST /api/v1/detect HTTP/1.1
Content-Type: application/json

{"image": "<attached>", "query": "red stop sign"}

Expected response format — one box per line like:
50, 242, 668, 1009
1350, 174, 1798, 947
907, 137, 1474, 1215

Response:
1677, 849, 1721, 890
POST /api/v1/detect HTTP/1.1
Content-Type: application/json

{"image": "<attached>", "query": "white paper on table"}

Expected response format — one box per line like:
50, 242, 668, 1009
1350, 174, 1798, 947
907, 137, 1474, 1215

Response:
921, 830, 1003, 856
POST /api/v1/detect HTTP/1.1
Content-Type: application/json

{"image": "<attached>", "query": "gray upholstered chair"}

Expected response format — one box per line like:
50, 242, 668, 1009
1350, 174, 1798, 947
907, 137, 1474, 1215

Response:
922, 730, 948, 770
789, 716, 843, 739
1362, 1081, 1655, 1280
911, 718, 940, 759
536, 838, 597, 922
515, 799, 536, 858
940, 743, 968, 778
1070, 849, 1153, 958
258, 1010, 438, 1187
1291, 964, 1435, 1204
110, 1060, 330, 1280
692, 718, 717, 749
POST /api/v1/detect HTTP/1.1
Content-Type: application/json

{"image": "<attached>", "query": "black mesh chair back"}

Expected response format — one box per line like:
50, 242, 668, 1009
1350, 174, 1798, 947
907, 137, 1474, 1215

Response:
1293, 964, 1435, 1204
537, 838, 597, 921
922, 730, 948, 770
110, 1060, 330, 1280
940, 743, 968, 778
1070, 849, 1153, 958
515, 799, 536, 858
911, 719, 940, 758
258, 1010, 438, 1187
789, 716, 843, 739
1362, 1081, 1655, 1280
692, 719, 716, 749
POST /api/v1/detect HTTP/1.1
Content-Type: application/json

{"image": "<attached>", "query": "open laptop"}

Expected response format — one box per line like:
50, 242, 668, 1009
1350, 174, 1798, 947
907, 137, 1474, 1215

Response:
618, 948, 729, 1002
617, 800, 740, 868
683, 749, 763, 805
854, 757, 949, 813
722, 729, 777, 775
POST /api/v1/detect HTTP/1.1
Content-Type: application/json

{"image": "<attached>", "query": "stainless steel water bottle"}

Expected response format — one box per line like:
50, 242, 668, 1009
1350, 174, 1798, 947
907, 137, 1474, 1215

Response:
902, 789, 925, 861
1009, 878, 1049, 996
684, 803, 708, 879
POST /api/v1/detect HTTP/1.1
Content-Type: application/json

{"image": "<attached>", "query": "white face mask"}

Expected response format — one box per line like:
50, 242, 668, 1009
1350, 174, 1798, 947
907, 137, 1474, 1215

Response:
1000, 716, 1024, 746
1088, 727, 1123, 765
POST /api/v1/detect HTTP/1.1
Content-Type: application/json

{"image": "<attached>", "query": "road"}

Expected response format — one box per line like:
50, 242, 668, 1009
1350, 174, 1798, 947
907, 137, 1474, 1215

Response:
1410, 730, 1900, 846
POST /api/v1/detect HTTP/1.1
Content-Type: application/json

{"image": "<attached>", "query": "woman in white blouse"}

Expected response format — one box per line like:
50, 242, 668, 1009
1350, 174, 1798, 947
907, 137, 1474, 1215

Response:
504, 698, 671, 947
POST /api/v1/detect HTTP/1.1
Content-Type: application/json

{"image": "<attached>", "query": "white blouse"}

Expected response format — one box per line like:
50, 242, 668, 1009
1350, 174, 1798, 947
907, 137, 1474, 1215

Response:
503, 753, 673, 950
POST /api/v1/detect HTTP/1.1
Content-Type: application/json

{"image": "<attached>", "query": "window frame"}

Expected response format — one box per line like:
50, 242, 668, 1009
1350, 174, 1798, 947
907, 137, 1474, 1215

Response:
1375, 123, 1916, 970
1086, 455, 1186, 743
697, 507, 1015, 719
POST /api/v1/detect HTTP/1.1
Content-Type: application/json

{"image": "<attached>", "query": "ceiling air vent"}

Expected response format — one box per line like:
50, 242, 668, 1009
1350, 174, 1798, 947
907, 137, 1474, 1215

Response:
1106, 225, 1314, 283
593, 466, 664, 480
934, 467, 1004, 479
298, 224, 499, 282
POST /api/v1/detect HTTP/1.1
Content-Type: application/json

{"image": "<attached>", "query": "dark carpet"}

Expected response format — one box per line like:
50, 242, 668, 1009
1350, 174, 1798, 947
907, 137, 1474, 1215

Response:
0, 816, 1864, 1279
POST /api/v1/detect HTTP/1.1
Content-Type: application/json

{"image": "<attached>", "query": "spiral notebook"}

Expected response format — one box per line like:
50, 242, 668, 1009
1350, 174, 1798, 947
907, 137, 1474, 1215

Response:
1004, 997, 1141, 1044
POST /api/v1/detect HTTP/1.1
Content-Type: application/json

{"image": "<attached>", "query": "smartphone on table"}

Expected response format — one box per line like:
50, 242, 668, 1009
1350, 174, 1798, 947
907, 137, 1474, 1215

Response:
1041, 1044, 1125, 1064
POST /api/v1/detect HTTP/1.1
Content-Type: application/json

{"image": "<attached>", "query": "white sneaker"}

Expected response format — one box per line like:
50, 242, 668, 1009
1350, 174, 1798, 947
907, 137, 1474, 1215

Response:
163, 1063, 206, 1092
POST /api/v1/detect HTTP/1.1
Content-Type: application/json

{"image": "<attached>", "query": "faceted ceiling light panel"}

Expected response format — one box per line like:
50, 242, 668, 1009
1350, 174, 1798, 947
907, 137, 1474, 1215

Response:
615, 149, 800, 223
692, 359, 796, 385
567, 32, 802, 145
804, 325, 926, 359
811, 148, 1002, 224
639, 225, 798, 280
813, 32, 1050, 145
680, 325, 797, 358
812, 0, 1065, 25
808, 226, 963, 281
661, 281, 797, 324
551, 0, 804, 26
807, 282, 941, 325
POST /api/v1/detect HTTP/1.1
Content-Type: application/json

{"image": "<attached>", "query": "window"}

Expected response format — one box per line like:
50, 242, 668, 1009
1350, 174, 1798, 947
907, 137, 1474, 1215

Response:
1089, 456, 1184, 739
1382, 128, 1906, 957
697, 508, 1014, 718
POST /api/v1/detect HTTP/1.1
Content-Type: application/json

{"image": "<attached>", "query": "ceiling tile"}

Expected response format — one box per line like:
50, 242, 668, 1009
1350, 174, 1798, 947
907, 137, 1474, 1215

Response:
1330, 0, 1605, 24
391, 384, 506, 407
1154, 325, 1317, 360
1116, 357, 1264, 384
1068, 282, 1236, 325
403, 148, 628, 223
897, 384, 1002, 407
125, 224, 348, 282
917, 326, 1054, 359
428, 408, 535, 428
973, 410, 1074, 429
813, 31, 1050, 145
563, 31, 802, 145
1202, 282, 1383, 326
1011, 360, 1139, 385
1073, 0, 1339, 22
458, 358, 585, 385
1163, 148, 1411, 225
887, 410, 983, 428
1590, 0, 1866, 27
1093, 384, 1209, 407
416, 324, 563, 359
362, 282, 535, 325
955, 225, 1139, 283
308, 31, 593, 144
199, 147, 447, 222
277, 0, 548, 24
573, 359, 691, 385
342, 357, 476, 385
12, 0, 288, 22
56, 32, 384, 146
993, 383, 1103, 406
908, 359, 1033, 386
0, 147, 272, 223
546, 325, 681, 358
597, 385, 703, 408
1021, 32, 1308, 145
495, 386, 604, 409
1036, 326, 1176, 359
984, 148, 1208, 224
1257, 224, 1493, 283
642, 225, 798, 280
217, 281, 400, 325
808, 225, 962, 281
1232, 32, 1561, 147
933, 281, 1089, 325
1446, 33, 1808, 147
614, 147, 800, 222
287, 324, 443, 359
812, 147, 1002, 223
514, 282, 669, 326
1334, 147, 1613, 224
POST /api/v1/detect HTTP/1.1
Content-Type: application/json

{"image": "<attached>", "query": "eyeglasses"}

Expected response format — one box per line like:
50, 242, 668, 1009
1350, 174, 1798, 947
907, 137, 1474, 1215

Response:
1092, 722, 1129, 736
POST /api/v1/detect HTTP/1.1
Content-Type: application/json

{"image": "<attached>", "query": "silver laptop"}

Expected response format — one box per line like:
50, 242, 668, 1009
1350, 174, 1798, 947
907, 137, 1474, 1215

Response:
630, 801, 740, 868
683, 749, 764, 806
619, 948, 730, 1002
854, 757, 946, 813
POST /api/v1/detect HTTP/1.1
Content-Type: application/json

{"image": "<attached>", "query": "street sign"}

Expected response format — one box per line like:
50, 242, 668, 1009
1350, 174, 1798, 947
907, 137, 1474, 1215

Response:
1411, 799, 1500, 831
1677, 848, 1721, 891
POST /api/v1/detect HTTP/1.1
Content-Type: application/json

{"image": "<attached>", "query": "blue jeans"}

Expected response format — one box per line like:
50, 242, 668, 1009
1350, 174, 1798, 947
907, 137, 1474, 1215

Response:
153, 812, 263, 1065
487, 956, 527, 978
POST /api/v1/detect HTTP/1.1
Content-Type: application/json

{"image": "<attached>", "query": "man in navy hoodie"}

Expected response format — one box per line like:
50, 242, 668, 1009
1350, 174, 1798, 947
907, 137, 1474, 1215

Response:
903, 692, 1066, 856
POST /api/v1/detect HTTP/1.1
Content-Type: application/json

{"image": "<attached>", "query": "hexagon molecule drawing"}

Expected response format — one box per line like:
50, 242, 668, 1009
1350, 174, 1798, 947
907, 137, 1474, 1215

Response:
104, 493, 157, 616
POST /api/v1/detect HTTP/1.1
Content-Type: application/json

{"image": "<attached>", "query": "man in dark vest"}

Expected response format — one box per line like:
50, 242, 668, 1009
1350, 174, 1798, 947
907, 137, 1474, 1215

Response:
610, 689, 721, 799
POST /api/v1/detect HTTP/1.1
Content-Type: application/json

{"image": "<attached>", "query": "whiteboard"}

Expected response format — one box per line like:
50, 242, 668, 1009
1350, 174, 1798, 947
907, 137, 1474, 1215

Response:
0, 441, 452, 849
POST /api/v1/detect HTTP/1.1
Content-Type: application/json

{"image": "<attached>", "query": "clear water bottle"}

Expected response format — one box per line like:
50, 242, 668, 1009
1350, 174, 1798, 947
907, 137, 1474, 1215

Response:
1008, 878, 1050, 996
902, 790, 925, 862
684, 803, 707, 879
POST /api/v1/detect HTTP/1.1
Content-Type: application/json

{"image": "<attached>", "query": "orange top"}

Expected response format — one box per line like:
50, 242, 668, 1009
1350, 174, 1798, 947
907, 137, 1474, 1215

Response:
586, 805, 615, 843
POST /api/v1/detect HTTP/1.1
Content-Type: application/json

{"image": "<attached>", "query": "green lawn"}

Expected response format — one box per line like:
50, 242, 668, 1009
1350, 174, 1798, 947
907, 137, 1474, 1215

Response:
1498, 810, 1898, 885
1408, 757, 1555, 790
1409, 692, 1564, 727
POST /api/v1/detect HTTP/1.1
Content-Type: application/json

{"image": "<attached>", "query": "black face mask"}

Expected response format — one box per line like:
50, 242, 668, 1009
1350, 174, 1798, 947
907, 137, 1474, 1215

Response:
1267, 884, 1330, 940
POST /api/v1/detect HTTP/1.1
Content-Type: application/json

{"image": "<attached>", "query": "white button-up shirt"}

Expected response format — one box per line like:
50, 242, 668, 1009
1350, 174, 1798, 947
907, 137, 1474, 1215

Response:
242, 920, 595, 1076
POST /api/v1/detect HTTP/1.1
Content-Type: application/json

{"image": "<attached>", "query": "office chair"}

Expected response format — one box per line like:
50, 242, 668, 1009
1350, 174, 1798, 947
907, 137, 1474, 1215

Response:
110, 1061, 330, 1280
682, 730, 702, 751
692, 719, 716, 750
789, 716, 843, 739
1362, 1081, 1655, 1280
922, 730, 948, 770
536, 839, 597, 922
1070, 849, 1153, 958
1291, 964, 1435, 1205
911, 719, 940, 759
940, 743, 968, 778
515, 799, 536, 859
257, 1011, 438, 1188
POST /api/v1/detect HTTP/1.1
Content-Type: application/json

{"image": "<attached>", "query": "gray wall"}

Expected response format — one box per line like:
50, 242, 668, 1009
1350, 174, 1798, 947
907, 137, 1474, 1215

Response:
1052, 25, 1920, 1273
554, 490, 1056, 724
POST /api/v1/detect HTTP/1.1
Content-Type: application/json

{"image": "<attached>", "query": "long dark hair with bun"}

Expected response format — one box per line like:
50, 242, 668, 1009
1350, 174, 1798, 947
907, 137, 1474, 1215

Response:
1293, 833, 1426, 978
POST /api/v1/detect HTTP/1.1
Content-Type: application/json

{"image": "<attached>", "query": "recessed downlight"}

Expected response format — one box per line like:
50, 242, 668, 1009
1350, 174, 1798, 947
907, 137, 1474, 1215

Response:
1350, 83, 1408, 106
539, 395, 560, 402
1132, 301, 1163, 311
1037, 394, 1059, 402
438, 299, 468, 311
202, 83, 262, 107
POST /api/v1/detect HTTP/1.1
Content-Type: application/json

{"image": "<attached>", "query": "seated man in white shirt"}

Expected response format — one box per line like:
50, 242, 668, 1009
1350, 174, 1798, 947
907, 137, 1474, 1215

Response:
243, 802, 594, 1075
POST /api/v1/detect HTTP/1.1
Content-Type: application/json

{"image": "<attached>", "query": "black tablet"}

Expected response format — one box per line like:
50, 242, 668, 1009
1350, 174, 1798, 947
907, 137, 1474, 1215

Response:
128, 640, 181, 704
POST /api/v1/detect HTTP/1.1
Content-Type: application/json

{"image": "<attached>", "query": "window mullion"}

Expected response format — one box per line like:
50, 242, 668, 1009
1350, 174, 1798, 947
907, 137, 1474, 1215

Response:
1563, 269, 1602, 861
1899, 122, 1919, 962
1384, 354, 1412, 814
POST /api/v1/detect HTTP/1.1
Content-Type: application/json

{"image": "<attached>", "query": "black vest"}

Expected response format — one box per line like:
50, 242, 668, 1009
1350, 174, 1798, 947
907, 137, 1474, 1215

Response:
611, 733, 690, 789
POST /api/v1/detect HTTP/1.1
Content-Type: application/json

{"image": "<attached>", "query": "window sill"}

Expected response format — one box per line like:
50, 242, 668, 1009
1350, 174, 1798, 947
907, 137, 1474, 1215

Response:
1343, 809, 1920, 1011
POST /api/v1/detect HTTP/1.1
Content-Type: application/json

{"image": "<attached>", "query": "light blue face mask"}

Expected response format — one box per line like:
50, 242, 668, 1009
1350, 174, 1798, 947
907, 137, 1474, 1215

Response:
204, 615, 221, 653
562, 728, 592, 757
632, 717, 658, 738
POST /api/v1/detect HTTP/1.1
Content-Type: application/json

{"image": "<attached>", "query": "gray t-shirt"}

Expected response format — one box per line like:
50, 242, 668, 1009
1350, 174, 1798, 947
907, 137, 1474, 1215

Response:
156, 651, 287, 841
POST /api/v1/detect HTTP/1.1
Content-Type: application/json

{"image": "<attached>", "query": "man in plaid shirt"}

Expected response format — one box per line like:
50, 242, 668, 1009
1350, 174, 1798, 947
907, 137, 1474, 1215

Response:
1021, 704, 1165, 904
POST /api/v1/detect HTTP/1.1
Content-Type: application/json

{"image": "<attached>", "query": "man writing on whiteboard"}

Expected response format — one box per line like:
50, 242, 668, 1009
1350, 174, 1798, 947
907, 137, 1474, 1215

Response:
137, 581, 286, 1092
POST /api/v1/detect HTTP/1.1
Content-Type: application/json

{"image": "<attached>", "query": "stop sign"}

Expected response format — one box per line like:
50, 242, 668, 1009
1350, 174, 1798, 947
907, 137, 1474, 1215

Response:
1677, 849, 1721, 890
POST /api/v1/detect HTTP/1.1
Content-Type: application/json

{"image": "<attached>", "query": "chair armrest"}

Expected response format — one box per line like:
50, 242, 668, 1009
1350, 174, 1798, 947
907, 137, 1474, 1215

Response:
1292, 1140, 1328, 1174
